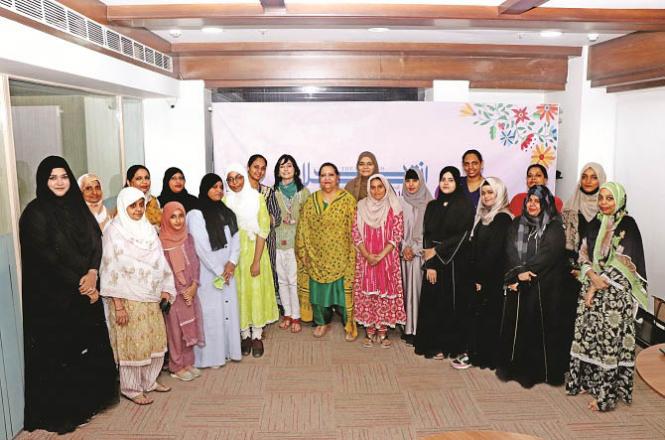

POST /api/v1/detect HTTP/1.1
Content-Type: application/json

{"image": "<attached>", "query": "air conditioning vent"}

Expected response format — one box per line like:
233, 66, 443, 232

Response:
1, 0, 172, 72
43, 0, 66, 30
15, 0, 41, 19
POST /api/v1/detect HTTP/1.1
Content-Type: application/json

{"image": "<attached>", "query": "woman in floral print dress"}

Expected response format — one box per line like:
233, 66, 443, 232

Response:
566, 182, 647, 412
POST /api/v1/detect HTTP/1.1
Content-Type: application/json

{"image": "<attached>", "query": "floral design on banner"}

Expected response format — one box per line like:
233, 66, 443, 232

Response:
460, 102, 559, 171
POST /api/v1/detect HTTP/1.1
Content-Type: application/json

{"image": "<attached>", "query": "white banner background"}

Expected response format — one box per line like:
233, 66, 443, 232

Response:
212, 101, 559, 199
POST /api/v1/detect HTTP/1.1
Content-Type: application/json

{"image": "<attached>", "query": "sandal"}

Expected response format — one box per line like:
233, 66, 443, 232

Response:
313, 325, 329, 338
291, 319, 302, 333
362, 335, 374, 348
127, 394, 153, 405
377, 333, 392, 349
345, 332, 357, 342
149, 382, 171, 393
432, 352, 445, 360
279, 317, 292, 330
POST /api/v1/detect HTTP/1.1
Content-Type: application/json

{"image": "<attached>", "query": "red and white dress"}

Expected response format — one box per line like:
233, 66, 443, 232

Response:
352, 208, 407, 329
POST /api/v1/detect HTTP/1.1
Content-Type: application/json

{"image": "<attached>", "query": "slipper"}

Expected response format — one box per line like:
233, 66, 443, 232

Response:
279, 317, 292, 330
432, 353, 445, 360
313, 325, 329, 338
344, 332, 357, 342
148, 382, 171, 393
291, 319, 302, 333
126, 394, 153, 405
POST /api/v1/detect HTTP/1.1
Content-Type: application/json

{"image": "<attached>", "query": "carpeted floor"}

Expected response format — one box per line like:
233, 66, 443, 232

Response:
18, 320, 665, 440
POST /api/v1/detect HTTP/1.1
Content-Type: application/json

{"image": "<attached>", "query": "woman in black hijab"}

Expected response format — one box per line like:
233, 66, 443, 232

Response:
497, 185, 567, 388
414, 166, 475, 360
158, 166, 199, 212
20, 156, 118, 434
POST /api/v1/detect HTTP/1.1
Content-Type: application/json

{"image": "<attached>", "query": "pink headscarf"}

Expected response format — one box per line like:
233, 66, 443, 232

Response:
160, 201, 188, 285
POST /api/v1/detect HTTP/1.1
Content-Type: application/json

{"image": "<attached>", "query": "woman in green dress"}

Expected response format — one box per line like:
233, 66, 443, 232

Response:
224, 163, 278, 358
296, 162, 358, 341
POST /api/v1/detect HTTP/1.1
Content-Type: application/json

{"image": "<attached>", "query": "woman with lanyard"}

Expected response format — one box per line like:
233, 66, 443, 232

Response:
273, 154, 310, 333
497, 185, 567, 388
566, 182, 647, 412
101, 187, 176, 405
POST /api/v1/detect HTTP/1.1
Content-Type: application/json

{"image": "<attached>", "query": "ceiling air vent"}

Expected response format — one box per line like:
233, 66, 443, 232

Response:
43, 0, 66, 30
15, 0, 42, 19
1, 0, 172, 73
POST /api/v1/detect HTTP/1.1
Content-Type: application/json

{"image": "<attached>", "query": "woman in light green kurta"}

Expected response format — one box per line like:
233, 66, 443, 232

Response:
224, 163, 278, 358
296, 162, 358, 341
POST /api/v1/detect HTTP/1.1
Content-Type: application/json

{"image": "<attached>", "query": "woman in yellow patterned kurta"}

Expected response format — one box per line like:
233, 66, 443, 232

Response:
296, 162, 357, 341
224, 163, 278, 358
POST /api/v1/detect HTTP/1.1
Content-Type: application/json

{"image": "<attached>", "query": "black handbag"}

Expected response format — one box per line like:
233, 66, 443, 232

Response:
635, 298, 665, 347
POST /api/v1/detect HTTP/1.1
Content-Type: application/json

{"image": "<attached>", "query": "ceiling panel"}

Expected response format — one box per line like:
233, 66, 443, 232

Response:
99, 0, 665, 7
154, 28, 623, 46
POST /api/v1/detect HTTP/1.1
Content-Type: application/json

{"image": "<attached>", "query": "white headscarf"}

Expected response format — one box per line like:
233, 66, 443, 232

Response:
224, 163, 262, 237
471, 177, 512, 237
114, 187, 158, 250
356, 174, 403, 239
78, 172, 111, 227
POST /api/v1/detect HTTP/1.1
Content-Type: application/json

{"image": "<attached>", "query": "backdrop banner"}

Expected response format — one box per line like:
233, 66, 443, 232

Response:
212, 101, 559, 198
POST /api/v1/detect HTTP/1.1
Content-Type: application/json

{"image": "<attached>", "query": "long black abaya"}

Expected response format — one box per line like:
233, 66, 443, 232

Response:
20, 156, 118, 434
467, 212, 512, 369
496, 216, 567, 388
414, 167, 475, 358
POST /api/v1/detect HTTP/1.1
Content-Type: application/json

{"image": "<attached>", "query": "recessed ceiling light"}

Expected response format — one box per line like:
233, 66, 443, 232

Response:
587, 33, 600, 42
168, 29, 182, 38
540, 30, 562, 38
368, 27, 390, 33
302, 86, 320, 94
202, 26, 223, 34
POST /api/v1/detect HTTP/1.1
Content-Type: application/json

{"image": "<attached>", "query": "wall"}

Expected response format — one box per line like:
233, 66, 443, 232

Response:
143, 80, 208, 196
614, 86, 665, 305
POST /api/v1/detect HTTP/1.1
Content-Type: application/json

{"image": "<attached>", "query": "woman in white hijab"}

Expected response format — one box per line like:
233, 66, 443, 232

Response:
100, 187, 176, 405
464, 177, 513, 370
352, 174, 406, 348
224, 163, 278, 358
78, 173, 115, 231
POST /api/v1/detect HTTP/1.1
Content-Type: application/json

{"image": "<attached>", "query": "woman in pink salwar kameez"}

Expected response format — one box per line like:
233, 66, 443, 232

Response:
160, 201, 205, 382
352, 174, 406, 348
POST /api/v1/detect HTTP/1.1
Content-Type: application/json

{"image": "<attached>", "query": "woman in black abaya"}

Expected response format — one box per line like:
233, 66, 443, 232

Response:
414, 166, 475, 360
20, 156, 118, 434
158, 166, 199, 212
497, 184, 567, 388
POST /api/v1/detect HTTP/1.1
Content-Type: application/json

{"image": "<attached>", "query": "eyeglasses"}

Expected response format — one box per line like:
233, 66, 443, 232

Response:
226, 175, 244, 184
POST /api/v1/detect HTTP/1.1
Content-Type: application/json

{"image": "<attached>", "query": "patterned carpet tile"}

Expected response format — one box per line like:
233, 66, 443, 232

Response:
336, 363, 401, 394
406, 389, 485, 429
180, 429, 253, 440
566, 421, 660, 439
338, 426, 417, 440
259, 392, 335, 432
200, 363, 269, 396
469, 389, 559, 423
253, 432, 338, 440
266, 367, 335, 393
491, 420, 574, 440
268, 340, 333, 367
334, 393, 412, 428
181, 395, 264, 429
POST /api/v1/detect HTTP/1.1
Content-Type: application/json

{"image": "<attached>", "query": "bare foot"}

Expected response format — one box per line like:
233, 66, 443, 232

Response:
129, 394, 153, 405
313, 325, 328, 338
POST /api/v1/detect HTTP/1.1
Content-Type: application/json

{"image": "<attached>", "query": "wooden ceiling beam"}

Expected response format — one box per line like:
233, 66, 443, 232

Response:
498, 0, 550, 16
171, 42, 581, 58
589, 32, 665, 92
106, 4, 665, 32
607, 78, 665, 93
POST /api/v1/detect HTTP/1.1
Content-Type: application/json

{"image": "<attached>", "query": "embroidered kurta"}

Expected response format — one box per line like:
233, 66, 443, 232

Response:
224, 194, 279, 330
187, 210, 242, 367
352, 208, 406, 328
295, 190, 357, 337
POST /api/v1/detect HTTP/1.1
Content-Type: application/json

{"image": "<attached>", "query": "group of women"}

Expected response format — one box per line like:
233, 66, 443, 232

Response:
21, 149, 647, 434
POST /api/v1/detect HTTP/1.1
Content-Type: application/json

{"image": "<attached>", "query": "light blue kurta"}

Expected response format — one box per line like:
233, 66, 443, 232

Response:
187, 210, 242, 368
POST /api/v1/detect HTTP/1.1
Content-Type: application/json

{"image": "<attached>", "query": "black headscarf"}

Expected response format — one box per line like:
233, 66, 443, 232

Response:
197, 173, 238, 250
436, 166, 465, 203
158, 166, 199, 212
516, 184, 558, 261
34, 155, 101, 251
